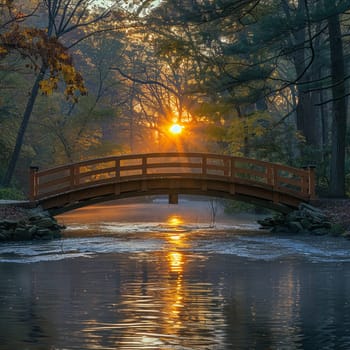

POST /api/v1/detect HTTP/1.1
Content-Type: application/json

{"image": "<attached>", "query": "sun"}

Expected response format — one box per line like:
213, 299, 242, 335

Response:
169, 123, 183, 135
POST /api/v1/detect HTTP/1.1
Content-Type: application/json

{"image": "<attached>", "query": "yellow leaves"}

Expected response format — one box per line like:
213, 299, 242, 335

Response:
59, 52, 70, 60
0, 46, 8, 56
61, 64, 75, 81
59, 64, 87, 100
295, 131, 306, 144
226, 112, 272, 155
0, 25, 87, 102
39, 77, 59, 95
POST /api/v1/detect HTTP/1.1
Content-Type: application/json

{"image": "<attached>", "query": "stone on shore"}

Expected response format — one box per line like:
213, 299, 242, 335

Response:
0, 206, 65, 241
258, 203, 344, 236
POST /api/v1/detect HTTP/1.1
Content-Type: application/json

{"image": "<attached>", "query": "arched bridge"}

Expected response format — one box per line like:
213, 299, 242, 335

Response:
29, 153, 316, 215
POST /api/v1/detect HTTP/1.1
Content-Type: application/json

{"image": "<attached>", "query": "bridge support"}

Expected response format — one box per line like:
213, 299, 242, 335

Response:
168, 193, 179, 204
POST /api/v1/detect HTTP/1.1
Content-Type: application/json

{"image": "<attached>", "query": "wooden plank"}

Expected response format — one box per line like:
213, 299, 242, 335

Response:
38, 175, 71, 191
234, 168, 267, 180
145, 162, 202, 169
119, 164, 143, 171
78, 166, 117, 179
274, 164, 307, 177
276, 176, 303, 187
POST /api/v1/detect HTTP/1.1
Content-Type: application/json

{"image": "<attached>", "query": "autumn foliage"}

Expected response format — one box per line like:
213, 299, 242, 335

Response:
0, 25, 87, 100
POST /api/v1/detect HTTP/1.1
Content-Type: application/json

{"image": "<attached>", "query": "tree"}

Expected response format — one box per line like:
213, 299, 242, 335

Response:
328, 9, 347, 197
150, 0, 350, 195
0, 0, 115, 186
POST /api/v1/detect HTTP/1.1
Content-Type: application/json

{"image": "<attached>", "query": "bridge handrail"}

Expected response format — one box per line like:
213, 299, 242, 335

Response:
29, 153, 316, 201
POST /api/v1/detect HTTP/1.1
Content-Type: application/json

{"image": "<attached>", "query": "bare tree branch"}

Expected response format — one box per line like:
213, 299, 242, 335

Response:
110, 66, 180, 98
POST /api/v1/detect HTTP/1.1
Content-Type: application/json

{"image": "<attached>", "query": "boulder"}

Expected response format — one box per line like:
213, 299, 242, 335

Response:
0, 208, 63, 241
14, 227, 32, 240
258, 203, 341, 236
35, 217, 57, 228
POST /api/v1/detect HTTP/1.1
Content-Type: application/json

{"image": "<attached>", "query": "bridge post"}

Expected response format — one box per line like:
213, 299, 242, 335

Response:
224, 159, 229, 176
266, 165, 275, 186
169, 193, 178, 204
230, 158, 236, 179
202, 155, 207, 176
307, 165, 316, 200
115, 159, 120, 181
69, 165, 79, 188
229, 158, 236, 194
142, 156, 147, 175
29, 166, 39, 201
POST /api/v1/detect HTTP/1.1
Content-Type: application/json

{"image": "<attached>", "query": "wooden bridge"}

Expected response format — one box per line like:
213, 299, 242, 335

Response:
29, 152, 316, 215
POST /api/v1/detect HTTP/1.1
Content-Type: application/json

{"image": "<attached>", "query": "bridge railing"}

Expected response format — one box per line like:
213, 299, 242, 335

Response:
29, 153, 315, 201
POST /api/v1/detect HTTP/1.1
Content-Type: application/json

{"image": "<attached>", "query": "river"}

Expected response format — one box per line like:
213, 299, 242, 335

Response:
1, 199, 350, 349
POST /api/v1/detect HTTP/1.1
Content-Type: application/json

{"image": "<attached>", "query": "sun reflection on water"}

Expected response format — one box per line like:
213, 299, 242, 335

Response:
167, 215, 183, 227
168, 251, 184, 273
74, 214, 227, 349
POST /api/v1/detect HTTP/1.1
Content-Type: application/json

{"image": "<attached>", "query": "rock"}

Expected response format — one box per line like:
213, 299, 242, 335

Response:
0, 207, 63, 241
311, 228, 329, 236
271, 225, 288, 233
299, 203, 326, 216
288, 221, 304, 233
287, 211, 302, 221
300, 218, 312, 229
14, 227, 32, 240
258, 203, 335, 236
28, 225, 38, 235
257, 218, 274, 228
35, 217, 57, 228
35, 228, 53, 238
29, 215, 44, 222
342, 231, 350, 239
1, 220, 18, 229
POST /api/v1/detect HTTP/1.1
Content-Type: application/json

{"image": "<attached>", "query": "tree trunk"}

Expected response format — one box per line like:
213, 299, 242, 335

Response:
283, 0, 321, 153
328, 13, 347, 197
1, 65, 47, 187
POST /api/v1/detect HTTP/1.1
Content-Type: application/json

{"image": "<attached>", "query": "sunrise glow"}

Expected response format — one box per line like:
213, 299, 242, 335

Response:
169, 123, 183, 135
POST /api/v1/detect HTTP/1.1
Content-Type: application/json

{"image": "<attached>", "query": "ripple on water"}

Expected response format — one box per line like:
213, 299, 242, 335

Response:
197, 234, 350, 262
1, 223, 350, 264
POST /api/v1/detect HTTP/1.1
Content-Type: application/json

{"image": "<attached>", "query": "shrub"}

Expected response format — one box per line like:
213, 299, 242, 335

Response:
0, 187, 25, 200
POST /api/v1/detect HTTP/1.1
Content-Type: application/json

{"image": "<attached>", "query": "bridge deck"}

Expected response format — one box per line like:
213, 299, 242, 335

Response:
29, 153, 316, 214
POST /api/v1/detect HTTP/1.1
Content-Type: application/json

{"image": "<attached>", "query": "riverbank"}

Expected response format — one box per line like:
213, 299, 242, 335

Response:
1, 198, 350, 240
0, 202, 64, 241
312, 199, 350, 234
257, 199, 350, 238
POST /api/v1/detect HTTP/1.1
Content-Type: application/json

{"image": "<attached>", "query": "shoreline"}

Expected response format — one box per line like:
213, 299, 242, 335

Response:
0, 199, 350, 240
311, 199, 350, 233
0, 203, 64, 241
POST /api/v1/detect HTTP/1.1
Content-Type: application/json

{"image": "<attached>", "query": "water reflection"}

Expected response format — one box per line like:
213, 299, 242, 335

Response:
70, 250, 226, 349
77, 216, 228, 349
2, 250, 350, 349
168, 251, 184, 273
2, 209, 350, 349
167, 215, 184, 227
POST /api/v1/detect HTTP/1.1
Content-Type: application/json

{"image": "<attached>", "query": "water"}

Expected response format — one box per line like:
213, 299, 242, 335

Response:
1, 201, 350, 349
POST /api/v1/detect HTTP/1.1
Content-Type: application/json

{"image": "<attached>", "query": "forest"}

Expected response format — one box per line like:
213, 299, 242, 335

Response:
0, 0, 349, 199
